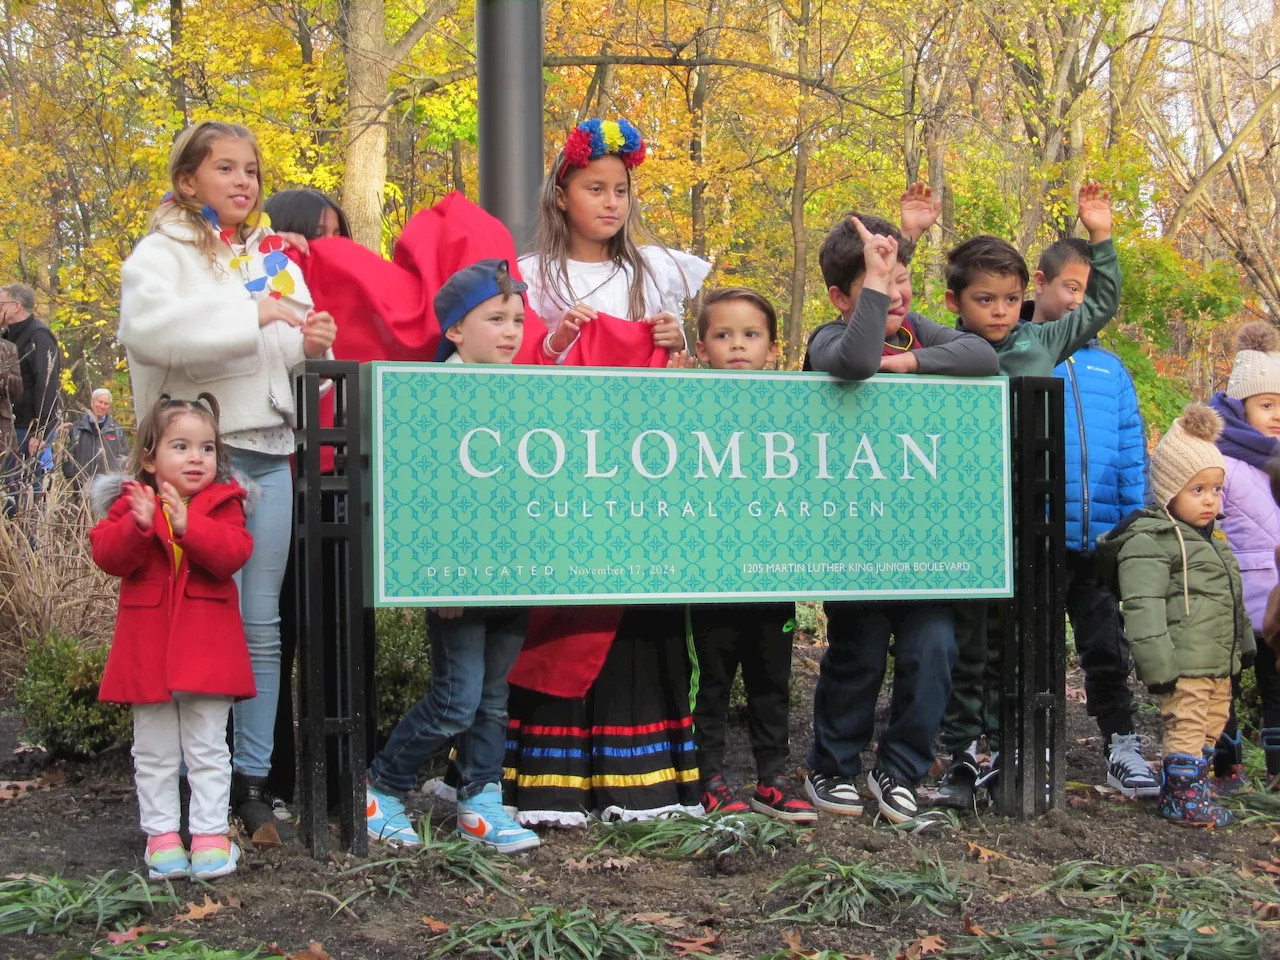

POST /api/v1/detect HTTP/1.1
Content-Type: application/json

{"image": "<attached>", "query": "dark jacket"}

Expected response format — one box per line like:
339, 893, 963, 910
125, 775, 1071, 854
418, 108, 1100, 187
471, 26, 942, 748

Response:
803, 289, 998, 379
63, 411, 130, 482
2, 313, 61, 440
0, 338, 21, 457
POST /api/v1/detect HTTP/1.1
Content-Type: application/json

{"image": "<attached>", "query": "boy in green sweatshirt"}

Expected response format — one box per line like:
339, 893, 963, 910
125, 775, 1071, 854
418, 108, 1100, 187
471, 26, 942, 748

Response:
933, 184, 1122, 809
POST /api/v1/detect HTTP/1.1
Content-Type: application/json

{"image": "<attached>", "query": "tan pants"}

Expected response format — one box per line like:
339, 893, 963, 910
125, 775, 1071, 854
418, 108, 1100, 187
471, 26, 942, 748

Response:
1159, 677, 1232, 757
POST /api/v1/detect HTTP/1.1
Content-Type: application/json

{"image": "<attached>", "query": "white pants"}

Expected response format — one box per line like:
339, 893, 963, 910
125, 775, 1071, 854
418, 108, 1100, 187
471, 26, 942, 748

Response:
132, 695, 233, 837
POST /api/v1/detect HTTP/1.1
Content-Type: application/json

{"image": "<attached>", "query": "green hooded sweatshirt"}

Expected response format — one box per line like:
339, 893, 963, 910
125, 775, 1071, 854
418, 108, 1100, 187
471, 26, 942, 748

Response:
1097, 509, 1254, 688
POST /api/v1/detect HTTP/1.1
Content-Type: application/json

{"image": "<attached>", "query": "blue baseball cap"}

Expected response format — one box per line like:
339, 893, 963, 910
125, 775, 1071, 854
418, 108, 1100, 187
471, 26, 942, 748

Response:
433, 259, 528, 361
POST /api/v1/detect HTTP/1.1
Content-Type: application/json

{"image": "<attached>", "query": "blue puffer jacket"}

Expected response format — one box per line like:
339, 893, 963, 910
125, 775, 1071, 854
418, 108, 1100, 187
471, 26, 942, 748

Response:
1056, 342, 1148, 553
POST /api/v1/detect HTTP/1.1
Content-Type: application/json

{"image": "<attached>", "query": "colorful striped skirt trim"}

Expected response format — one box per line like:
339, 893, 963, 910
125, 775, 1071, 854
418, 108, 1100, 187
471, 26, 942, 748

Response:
502, 607, 703, 826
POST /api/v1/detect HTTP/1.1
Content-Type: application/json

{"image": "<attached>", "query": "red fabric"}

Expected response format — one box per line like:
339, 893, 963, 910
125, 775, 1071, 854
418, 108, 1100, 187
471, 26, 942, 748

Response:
90, 481, 256, 704
884, 316, 919, 357
294, 192, 551, 469
507, 316, 667, 697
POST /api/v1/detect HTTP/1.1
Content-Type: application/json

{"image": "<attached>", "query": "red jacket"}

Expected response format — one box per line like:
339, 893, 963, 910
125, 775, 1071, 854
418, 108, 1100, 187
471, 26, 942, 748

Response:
90, 478, 256, 705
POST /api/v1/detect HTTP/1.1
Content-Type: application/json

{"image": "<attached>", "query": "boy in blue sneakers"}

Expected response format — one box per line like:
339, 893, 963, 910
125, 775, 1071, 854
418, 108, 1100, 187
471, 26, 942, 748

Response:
365, 259, 539, 854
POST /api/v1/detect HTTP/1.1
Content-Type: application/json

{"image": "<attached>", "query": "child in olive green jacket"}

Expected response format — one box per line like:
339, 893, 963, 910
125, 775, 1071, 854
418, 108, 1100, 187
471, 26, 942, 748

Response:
1098, 403, 1253, 826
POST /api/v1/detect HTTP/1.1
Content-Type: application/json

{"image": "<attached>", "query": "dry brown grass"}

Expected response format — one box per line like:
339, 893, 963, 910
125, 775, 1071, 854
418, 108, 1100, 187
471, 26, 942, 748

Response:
0, 476, 118, 690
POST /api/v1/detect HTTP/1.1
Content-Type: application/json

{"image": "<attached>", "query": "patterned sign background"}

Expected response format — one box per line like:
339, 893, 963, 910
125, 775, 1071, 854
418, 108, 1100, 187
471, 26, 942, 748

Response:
369, 364, 1011, 605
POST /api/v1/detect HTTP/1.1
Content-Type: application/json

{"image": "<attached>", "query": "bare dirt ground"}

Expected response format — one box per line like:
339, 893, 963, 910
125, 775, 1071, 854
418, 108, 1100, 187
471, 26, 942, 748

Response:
3, 633, 1279, 959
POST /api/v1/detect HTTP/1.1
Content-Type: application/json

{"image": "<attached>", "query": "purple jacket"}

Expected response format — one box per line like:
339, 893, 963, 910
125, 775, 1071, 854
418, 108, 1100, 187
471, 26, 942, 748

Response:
1220, 454, 1280, 633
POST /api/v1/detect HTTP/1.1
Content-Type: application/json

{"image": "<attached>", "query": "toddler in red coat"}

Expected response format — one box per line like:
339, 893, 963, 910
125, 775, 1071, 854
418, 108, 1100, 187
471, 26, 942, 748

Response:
90, 394, 255, 880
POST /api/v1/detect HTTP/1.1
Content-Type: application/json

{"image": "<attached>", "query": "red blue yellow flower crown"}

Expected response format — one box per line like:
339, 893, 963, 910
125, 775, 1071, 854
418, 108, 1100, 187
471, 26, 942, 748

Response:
559, 118, 647, 180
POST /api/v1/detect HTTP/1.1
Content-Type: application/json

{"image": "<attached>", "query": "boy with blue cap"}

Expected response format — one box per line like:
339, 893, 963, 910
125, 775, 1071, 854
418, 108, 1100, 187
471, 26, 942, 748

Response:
365, 258, 539, 854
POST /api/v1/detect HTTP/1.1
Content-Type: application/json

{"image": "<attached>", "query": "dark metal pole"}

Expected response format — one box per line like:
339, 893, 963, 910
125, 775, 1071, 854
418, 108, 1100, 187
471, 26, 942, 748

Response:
477, 0, 544, 252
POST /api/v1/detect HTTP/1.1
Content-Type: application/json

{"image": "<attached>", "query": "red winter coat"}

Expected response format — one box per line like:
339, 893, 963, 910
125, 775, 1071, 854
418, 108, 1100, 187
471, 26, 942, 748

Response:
90, 478, 256, 704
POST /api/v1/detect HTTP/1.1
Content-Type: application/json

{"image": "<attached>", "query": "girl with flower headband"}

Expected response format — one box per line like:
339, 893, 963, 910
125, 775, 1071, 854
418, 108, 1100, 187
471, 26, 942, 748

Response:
521, 117, 711, 360
502, 117, 710, 828
118, 120, 337, 845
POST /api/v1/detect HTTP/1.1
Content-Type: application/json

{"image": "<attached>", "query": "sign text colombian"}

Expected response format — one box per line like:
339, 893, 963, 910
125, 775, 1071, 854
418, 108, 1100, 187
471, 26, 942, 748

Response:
367, 364, 1012, 606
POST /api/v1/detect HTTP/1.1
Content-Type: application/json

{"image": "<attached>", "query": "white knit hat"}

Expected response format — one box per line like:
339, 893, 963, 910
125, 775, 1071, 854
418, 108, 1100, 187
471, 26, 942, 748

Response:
1227, 322, 1280, 400
1149, 403, 1226, 509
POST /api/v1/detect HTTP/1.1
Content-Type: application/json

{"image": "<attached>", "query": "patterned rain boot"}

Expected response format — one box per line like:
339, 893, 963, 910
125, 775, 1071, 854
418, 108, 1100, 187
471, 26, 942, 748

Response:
1211, 730, 1247, 795
1159, 753, 1233, 826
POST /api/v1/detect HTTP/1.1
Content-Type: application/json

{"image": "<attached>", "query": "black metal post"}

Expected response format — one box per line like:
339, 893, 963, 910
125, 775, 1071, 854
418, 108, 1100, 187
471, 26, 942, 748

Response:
477, 0, 544, 251
997, 377, 1067, 816
295, 361, 371, 859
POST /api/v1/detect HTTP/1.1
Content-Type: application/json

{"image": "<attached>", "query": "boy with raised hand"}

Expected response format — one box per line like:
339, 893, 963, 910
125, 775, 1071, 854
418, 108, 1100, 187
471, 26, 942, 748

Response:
364, 259, 540, 854
1034, 238, 1154, 799
934, 186, 1125, 809
803, 201, 998, 380
687, 288, 816, 823
801, 218, 989, 824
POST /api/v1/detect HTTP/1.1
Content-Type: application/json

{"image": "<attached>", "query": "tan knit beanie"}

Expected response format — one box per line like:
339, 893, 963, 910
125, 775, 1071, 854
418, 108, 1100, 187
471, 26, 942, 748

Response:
1227, 322, 1280, 400
1149, 403, 1226, 509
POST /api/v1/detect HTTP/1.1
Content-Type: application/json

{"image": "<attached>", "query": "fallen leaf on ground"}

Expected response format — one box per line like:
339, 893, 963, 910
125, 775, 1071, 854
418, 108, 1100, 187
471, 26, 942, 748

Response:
1197, 925, 1218, 934
175, 895, 229, 922
105, 926, 149, 945
1252, 858, 1280, 877
904, 934, 946, 958
962, 917, 987, 936
290, 945, 335, 960
965, 842, 1008, 863
671, 931, 720, 956
1065, 686, 1087, 703
562, 857, 593, 872
601, 856, 640, 871
625, 912, 687, 932
0, 772, 61, 800
1067, 794, 1091, 809
1271, 833, 1280, 846
1252, 900, 1280, 921
422, 917, 450, 933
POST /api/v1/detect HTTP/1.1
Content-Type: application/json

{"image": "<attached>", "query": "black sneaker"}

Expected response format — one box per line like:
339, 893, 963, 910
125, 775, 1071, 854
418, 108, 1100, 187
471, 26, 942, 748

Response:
804, 771, 863, 815
867, 767, 922, 824
932, 748, 980, 811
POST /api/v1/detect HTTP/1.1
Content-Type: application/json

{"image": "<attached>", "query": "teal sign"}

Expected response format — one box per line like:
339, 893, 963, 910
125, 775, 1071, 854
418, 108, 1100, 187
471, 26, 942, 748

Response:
367, 364, 1012, 606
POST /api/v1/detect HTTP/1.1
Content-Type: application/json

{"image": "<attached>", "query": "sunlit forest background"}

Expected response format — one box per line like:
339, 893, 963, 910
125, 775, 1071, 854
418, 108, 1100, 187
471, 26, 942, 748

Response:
1, 0, 1276, 427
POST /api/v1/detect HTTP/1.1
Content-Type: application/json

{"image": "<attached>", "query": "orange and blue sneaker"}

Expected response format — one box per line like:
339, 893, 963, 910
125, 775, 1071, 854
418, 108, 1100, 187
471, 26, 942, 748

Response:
144, 832, 190, 879
365, 783, 422, 847
456, 783, 540, 854
750, 775, 818, 823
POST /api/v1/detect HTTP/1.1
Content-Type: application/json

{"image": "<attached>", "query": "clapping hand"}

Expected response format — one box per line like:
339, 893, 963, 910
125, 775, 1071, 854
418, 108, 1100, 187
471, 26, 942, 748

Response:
158, 482, 188, 537
127, 481, 156, 532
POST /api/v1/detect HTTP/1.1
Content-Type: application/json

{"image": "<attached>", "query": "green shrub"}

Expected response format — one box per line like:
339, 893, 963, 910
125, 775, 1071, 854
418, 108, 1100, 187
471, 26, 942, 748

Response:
15, 633, 131, 757
375, 608, 431, 737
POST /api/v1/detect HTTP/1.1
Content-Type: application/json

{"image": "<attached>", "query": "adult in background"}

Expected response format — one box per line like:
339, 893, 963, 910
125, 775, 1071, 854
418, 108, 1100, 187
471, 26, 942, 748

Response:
0, 283, 61, 501
0, 335, 22, 514
63, 388, 131, 487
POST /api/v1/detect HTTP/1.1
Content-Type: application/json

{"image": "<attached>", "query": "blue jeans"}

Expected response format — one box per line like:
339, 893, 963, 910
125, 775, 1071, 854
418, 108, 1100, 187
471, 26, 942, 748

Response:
369, 608, 528, 800
228, 448, 293, 778
808, 601, 957, 785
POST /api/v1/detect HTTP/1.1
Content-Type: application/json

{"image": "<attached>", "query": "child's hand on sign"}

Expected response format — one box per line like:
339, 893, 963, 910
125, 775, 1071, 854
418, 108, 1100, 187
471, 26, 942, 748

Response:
647, 312, 685, 350
850, 216, 899, 294
433, 607, 464, 619
1077, 182, 1113, 243
879, 351, 919, 373
666, 351, 695, 369
899, 182, 941, 243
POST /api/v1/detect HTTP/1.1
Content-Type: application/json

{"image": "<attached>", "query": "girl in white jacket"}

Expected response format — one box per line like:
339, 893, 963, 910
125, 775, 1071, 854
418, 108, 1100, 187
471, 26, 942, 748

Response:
118, 120, 336, 841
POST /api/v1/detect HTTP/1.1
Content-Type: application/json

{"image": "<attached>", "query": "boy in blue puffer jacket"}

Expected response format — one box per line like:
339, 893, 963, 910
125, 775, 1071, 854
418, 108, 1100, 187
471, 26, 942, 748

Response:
935, 238, 1157, 808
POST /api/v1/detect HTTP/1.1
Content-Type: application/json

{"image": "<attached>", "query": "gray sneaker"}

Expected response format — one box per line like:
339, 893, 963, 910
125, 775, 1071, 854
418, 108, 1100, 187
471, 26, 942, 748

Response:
1106, 733, 1159, 798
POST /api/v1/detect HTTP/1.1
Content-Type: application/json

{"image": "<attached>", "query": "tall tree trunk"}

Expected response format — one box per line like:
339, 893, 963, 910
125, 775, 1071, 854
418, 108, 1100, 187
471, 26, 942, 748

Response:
784, 0, 811, 366
169, 0, 187, 123
341, 0, 391, 250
